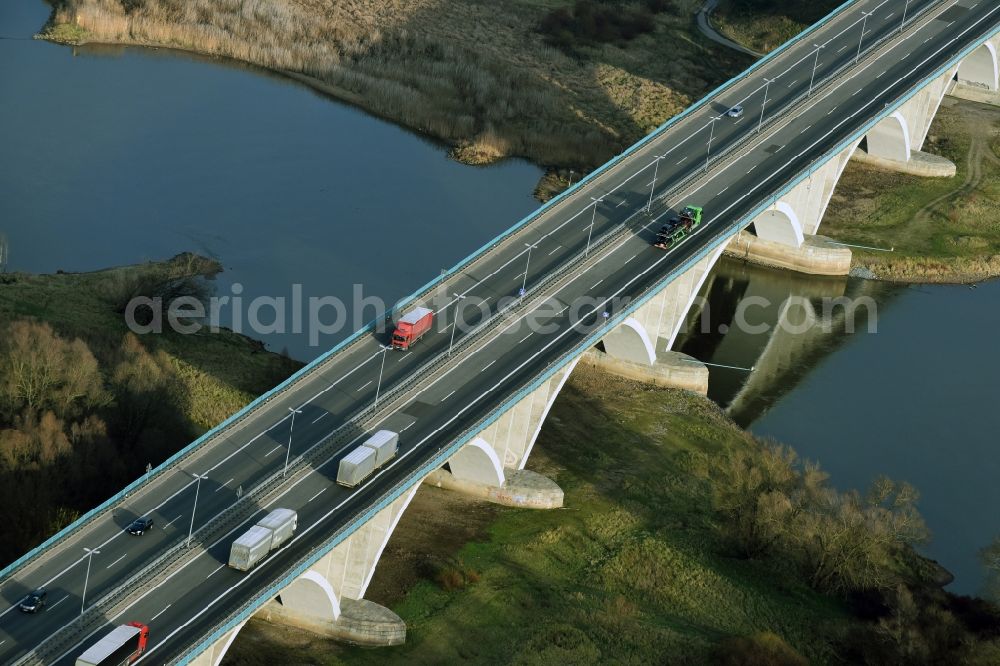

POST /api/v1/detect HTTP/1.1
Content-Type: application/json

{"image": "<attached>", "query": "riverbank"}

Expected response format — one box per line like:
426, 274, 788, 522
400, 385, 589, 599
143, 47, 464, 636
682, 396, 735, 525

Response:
823, 98, 1000, 283
0, 254, 301, 561
223, 366, 1000, 665
38, 0, 749, 176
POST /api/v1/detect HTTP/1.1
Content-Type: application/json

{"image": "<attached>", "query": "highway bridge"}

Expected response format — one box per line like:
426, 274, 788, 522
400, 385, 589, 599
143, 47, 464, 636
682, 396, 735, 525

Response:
4, 0, 1000, 662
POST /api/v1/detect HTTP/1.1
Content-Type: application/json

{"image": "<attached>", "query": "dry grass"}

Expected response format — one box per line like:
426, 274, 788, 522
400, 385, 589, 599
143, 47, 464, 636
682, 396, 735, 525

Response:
43, 0, 750, 170
712, 0, 842, 54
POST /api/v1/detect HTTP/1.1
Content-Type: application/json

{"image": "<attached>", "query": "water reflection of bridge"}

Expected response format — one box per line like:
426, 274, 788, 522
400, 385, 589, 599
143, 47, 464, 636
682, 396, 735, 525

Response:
676, 257, 899, 426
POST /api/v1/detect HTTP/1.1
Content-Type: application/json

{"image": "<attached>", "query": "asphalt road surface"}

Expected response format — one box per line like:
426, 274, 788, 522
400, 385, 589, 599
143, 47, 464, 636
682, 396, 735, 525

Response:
3, 0, 996, 662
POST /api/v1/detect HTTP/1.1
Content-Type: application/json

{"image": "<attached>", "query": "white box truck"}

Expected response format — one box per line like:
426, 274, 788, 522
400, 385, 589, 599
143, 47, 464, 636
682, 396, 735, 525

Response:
362, 430, 399, 467
228, 525, 273, 571
229, 508, 299, 571
255, 508, 297, 549
337, 445, 377, 487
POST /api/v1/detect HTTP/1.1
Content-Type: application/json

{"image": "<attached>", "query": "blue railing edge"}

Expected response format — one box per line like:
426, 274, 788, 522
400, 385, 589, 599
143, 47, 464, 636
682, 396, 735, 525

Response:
178, 18, 1000, 659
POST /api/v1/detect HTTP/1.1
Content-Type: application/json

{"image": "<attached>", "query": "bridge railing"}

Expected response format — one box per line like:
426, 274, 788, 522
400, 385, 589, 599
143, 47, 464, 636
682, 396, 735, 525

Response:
172, 11, 1000, 664
0, 0, 873, 585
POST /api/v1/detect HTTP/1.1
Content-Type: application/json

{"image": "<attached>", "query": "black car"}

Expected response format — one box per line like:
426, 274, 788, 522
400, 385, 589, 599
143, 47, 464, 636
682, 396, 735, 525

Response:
19, 588, 47, 613
127, 516, 154, 535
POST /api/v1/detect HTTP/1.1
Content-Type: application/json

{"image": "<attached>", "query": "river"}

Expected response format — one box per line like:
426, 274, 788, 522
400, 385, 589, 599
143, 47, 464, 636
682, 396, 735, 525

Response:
4, 0, 997, 598
0, 0, 544, 361
675, 257, 1000, 596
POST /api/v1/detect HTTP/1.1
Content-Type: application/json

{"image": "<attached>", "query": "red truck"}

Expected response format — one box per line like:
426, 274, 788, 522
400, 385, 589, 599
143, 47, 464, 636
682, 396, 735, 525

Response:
392, 306, 434, 350
75, 622, 148, 666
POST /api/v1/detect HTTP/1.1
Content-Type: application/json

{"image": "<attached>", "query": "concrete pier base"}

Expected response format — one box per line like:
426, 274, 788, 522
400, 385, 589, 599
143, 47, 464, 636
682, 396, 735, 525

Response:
424, 468, 563, 509
258, 597, 406, 646
851, 148, 957, 177
725, 231, 852, 276
947, 82, 1000, 107
581, 348, 708, 394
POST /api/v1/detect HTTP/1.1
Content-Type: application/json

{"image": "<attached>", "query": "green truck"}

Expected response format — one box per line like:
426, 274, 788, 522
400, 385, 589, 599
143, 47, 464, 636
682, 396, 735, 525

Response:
653, 205, 702, 250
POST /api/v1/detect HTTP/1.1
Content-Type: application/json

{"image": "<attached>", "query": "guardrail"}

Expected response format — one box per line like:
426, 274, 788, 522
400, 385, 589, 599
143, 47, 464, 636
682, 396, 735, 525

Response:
0, 0, 881, 586
173, 9, 1000, 665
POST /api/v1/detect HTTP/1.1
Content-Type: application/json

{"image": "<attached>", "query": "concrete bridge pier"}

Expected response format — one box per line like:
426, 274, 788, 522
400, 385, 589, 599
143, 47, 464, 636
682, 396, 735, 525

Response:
853, 65, 959, 177
592, 244, 727, 392
424, 360, 574, 509
949, 34, 1000, 106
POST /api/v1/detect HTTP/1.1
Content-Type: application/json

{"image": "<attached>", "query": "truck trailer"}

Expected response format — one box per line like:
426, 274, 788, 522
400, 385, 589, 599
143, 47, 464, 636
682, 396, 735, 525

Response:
228, 508, 299, 571
337, 445, 377, 487
75, 622, 148, 666
337, 430, 400, 487
392, 307, 434, 350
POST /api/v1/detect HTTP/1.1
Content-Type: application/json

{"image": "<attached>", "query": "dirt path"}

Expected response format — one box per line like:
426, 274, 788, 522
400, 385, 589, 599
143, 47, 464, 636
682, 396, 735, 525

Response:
912, 104, 1000, 227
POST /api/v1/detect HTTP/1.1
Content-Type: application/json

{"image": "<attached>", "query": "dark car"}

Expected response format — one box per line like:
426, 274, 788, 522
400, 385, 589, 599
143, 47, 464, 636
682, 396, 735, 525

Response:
19, 588, 47, 613
127, 516, 154, 536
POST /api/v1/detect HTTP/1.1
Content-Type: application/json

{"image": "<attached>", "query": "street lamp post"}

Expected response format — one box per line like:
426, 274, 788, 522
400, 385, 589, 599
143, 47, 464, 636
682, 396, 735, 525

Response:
646, 158, 661, 211
521, 242, 537, 299
567, 169, 575, 188
900, 0, 911, 31
187, 472, 208, 548
586, 198, 603, 256
856, 11, 874, 64
374, 344, 391, 408
808, 44, 825, 96
284, 406, 302, 477
705, 119, 718, 172
81, 547, 100, 615
758, 78, 776, 133
448, 293, 467, 356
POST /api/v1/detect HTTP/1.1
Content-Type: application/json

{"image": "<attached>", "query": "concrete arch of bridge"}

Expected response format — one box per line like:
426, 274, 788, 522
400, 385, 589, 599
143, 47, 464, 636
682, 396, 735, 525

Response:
280, 569, 342, 620
602, 317, 656, 365
958, 41, 999, 90
753, 201, 805, 248
448, 436, 505, 487
866, 110, 911, 163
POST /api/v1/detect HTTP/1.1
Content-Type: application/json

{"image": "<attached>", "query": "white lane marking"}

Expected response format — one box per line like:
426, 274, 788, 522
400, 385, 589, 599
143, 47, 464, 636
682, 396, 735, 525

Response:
206, 564, 225, 579
106, 554, 127, 569
397, 353, 412, 363
548, 246, 562, 255
265, 445, 281, 457
592, 279, 604, 289
519, 333, 532, 343
308, 488, 327, 503
676, 156, 688, 165
441, 390, 456, 402
48, 597, 67, 611
163, 515, 184, 529
616, 199, 628, 207
719, 186, 729, 194
357, 380, 373, 392
481, 360, 496, 372
150, 604, 171, 622
213, 478, 234, 493
311, 413, 327, 424
624, 253, 638, 264
401, 422, 415, 432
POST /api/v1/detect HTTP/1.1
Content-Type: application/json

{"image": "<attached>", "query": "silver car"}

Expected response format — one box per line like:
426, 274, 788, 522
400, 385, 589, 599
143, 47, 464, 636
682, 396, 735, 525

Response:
726, 105, 744, 118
